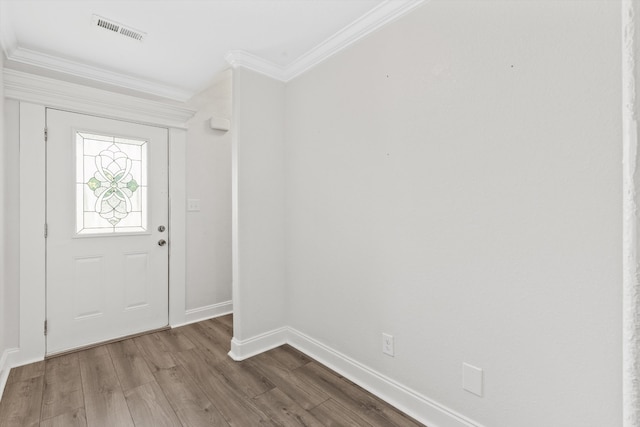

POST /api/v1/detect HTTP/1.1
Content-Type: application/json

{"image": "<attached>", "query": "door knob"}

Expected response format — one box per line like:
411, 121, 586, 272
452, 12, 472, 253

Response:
158, 239, 167, 246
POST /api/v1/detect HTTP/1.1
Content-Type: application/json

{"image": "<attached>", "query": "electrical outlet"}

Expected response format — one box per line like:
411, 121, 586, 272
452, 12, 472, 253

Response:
463, 363, 483, 396
382, 333, 394, 357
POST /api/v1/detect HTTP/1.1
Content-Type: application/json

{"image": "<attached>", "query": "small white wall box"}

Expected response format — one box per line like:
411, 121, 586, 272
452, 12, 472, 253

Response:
210, 116, 231, 132
463, 363, 483, 396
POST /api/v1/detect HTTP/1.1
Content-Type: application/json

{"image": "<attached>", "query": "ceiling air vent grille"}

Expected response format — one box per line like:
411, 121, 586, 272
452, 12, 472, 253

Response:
96, 18, 119, 33
92, 15, 146, 42
119, 27, 144, 41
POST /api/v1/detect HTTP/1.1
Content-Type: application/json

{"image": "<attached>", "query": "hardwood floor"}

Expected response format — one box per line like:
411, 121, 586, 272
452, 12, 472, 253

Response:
0, 315, 425, 427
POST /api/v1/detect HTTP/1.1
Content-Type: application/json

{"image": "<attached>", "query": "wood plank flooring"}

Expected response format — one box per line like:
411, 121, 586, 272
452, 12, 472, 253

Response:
0, 315, 425, 427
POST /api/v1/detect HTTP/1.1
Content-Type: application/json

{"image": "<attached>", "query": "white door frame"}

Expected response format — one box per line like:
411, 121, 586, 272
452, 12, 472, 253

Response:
8, 69, 195, 364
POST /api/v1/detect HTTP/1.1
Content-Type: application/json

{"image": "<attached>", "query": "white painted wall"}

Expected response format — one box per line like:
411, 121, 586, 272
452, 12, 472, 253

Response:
3, 99, 19, 351
0, 62, 20, 384
284, 1, 621, 426
184, 70, 233, 321
231, 67, 286, 343
1, 88, 21, 394
624, 2, 640, 424
0, 46, 5, 357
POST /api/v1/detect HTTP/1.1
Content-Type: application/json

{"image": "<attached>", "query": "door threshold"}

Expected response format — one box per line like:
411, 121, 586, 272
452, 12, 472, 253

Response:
45, 325, 171, 359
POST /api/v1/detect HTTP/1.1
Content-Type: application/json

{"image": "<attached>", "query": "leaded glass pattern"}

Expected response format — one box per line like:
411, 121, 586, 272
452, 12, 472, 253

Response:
75, 131, 148, 234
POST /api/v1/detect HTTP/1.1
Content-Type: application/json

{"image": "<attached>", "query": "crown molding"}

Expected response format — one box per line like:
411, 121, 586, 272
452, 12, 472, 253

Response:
226, 0, 427, 82
4, 68, 196, 128
284, 0, 426, 80
1, 0, 426, 97
225, 50, 287, 82
3, 46, 193, 102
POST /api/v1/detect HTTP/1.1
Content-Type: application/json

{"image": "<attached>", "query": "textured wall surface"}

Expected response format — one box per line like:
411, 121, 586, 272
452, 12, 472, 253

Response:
623, 2, 639, 425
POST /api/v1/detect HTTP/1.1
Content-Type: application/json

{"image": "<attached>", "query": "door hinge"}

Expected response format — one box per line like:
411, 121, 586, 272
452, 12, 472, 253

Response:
44, 223, 48, 238
44, 320, 48, 336
44, 127, 48, 142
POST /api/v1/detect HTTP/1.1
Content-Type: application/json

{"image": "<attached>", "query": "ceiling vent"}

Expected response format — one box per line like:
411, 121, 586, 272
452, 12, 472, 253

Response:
92, 15, 146, 42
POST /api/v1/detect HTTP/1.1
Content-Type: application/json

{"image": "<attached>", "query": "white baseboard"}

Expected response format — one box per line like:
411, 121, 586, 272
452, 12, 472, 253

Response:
0, 348, 20, 401
287, 328, 483, 427
228, 327, 288, 361
176, 300, 233, 328
228, 325, 483, 427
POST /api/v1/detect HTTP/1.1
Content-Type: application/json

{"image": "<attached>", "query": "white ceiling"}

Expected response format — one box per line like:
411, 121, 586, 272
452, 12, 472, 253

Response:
0, 0, 424, 102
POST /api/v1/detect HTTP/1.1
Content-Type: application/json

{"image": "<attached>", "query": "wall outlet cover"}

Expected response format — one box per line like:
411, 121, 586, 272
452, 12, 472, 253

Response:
382, 333, 394, 357
463, 363, 483, 396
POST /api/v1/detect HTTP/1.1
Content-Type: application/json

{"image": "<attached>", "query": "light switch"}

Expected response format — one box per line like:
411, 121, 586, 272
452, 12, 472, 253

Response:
187, 199, 201, 212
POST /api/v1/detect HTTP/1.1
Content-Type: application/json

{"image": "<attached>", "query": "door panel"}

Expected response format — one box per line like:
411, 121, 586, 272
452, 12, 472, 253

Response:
73, 255, 105, 319
46, 109, 169, 355
123, 252, 150, 310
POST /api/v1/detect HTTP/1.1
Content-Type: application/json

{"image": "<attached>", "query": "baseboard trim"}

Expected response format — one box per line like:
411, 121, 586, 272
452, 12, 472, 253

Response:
287, 328, 483, 427
229, 325, 483, 427
0, 348, 20, 401
177, 300, 233, 328
228, 327, 288, 361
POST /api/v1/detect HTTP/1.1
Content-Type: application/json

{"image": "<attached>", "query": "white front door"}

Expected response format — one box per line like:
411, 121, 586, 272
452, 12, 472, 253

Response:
46, 109, 169, 355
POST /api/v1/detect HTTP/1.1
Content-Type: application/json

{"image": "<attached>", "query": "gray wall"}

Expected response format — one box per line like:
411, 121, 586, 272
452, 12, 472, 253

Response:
232, 66, 287, 341
185, 70, 233, 313
0, 48, 4, 360
2, 99, 19, 355
283, 1, 621, 425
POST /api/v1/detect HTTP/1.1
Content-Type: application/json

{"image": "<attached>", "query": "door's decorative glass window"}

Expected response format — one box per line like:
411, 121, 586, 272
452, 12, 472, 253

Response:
76, 132, 148, 234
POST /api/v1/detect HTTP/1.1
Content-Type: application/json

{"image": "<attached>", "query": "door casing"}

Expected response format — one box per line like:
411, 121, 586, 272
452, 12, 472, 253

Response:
17, 101, 190, 364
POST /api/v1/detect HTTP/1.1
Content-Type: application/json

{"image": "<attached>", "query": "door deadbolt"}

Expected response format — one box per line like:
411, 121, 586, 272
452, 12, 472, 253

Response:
158, 225, 166, 232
